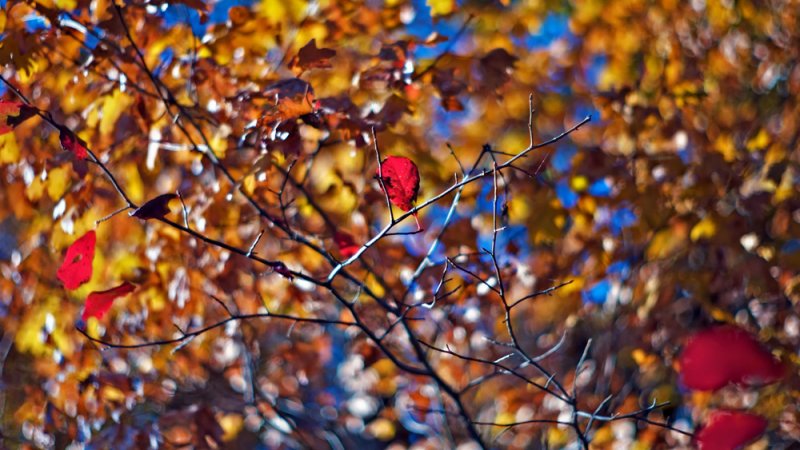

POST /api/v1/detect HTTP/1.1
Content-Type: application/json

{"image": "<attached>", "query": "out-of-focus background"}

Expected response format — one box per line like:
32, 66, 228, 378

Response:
1, 0, 798, 448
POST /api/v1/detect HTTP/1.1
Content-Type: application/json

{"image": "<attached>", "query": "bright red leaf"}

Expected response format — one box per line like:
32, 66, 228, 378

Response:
376, 155, 420, 212
57, 230, 96, 290
695, 410, 767, 450
679, 325, 785, 391
0, 100, 37, 135
334, 231, 360, 259
82, 282, 136, 321
58, 126, 89, 160
130, 193, 178, 220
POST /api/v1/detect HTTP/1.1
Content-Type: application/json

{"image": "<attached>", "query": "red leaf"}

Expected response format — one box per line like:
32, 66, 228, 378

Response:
0, 100, 37, 135
376, 156, 420, 212
695, 410, 767, 450
57, 230, 96, 290
334, 231, 360, 259
679, 325, 785, 391
82, 282, 136, 321
289, 39, 336, 72
58, 126, 89, 160
130, 193, 178, 220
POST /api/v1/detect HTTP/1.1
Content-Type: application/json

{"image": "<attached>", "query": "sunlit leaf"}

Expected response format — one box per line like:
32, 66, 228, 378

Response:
57, 230, 96, 290
427, 0, 456, 17
376, 155, 420, 212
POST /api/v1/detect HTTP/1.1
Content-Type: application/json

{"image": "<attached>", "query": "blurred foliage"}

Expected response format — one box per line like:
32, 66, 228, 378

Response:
0, 0, 799, 448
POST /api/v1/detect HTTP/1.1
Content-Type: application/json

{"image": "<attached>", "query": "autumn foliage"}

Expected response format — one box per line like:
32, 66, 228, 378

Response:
1, 0, 799, 449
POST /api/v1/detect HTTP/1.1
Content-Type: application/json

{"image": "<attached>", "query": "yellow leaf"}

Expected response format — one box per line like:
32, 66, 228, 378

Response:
497, 131, 528, 155
144, 286, 167, 312
508, 195, 530, 223
713, 134, 737, 161
427, 0, 456, 16
220, 414, 244, 441
100, 90, 133, 137
85, 317, 102, 339
548, 427, 569, 447
120, 163, 145, 203
15, 307, 49, 356
0, 132, 19, 163
746, 129, 770, 152
55, 0, 77, 9
372, 358, 396, 377
690, 216, 716, 241
579, 196, 596, 213
646, 225, 687, 260
560, 277, 584, 295
294, 23, 328, 53
103, 386, 125, 402
15, 297, 73, 357
573, 212, 591, 234
46, 166, 71, 200
25, 176, 45, 202
592, 426, 614, 445
258, 0, 306, 23
365, 273, 386, 298
571, 175, 588, 191
774, 169, 795, 203
368, 418, 396, 440
494, 411, 516, 428
210, 132, 228, 159
243, 173, 257, 195
109, 252, 145, 280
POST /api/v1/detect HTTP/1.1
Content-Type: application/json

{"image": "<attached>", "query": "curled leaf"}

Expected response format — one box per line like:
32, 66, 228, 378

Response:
0, 100, 37, 135
58, 126, 89, 160
130, 193, 178, 220
695, 410, 767, 450
82, 282, 136, 321
273, 262, 293, 279
679, 325, 785, 391
376, 155, 420, 212
57, 230, 96, 290
334, 231, 359, 259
